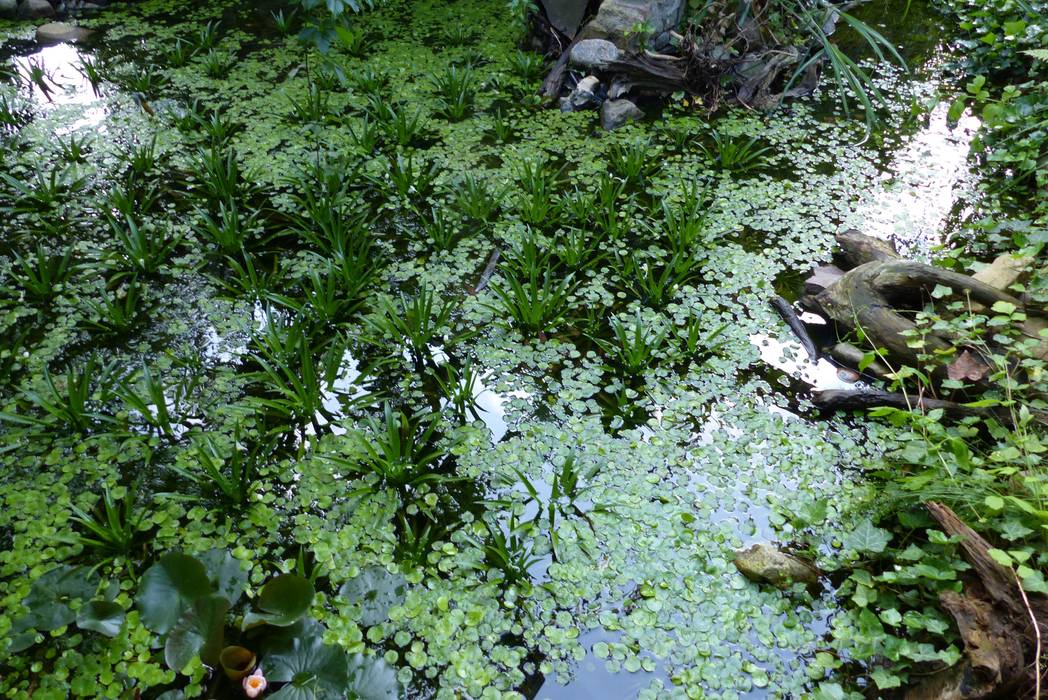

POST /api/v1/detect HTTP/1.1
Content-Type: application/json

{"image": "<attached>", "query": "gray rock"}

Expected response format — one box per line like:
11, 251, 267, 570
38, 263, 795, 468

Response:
539, 0, 588, 37
0, 0, 17, 19
581, 0, 685, 50
600, 98, 643, 130
733, 543, 819, 589
18, 0, 55, 18
36, 21, 93, 44
569, 39, 621, 71
559, 75, 601, 112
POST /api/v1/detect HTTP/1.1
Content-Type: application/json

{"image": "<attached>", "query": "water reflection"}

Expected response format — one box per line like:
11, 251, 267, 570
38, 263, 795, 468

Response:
852, 101, 980, 257
11, 42, 106, 133
749, 333, 862, 392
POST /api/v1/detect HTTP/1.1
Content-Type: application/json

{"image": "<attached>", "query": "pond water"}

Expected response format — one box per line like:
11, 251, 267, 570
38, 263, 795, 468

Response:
0, 1, 985, 698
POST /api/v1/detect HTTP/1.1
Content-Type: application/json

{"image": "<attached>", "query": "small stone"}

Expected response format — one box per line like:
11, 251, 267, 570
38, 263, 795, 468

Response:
836, 368, 860, 383
18, 0, 55, 19
36, 21, 93, 44
600, 98, 643, 130
569, 38, 621, 70
559, 75, 602, 112
733, 543, 819, 588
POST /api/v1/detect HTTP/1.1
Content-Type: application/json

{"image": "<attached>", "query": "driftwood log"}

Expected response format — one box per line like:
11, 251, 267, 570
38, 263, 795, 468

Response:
904, 503, 1047, 699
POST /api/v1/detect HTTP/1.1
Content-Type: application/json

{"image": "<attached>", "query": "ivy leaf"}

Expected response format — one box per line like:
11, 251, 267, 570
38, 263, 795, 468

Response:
137, 553, 212, 634
76, 600, 126, 637
843, 520, 891, 554
337, 566, 407, 627
870, 667, 901, 689
243, 574, 314, 629
164, 594, 230, 671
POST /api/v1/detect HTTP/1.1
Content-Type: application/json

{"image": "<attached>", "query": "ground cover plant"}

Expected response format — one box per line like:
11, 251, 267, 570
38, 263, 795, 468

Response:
0, 0, 1045, 698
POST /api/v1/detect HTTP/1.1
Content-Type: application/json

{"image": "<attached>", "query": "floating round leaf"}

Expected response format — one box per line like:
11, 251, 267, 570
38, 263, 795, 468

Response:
337, 566, 407, 628
243, 573, 314, 629
346, 652, 402, 700
76, 600, 126, 637
262, 618, 349, 699
199, 548, 249, 606
164, 594, 230, 672
220, 645, 257, 681
16, 565, 99, 633
137, 552, 212, 634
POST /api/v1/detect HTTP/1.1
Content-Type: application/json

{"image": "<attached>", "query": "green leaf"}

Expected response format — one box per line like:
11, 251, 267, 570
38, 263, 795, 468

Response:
164, 594, 229, 672
17, 565, 99, 633
843, 520, 891, 554
263, 619, 349, 699
76, 600, 126, 637
987, 548, 1013, 567
870, 667, 901, 689
243, 574, 315, 629
984, 495, 1005, 511
137, 552, 212, 634
346, 652, 402, 700
338, 567, 407, 627
199, 549, 249, 606
947, 97, 967, 123
991, 301, 1016, 315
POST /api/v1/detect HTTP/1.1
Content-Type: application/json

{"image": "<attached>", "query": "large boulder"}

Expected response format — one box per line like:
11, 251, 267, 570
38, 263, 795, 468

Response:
18, 0, 55, 18
0, 0, 17, 19
539, 0, 589, 37
579, 0, 685, 50
569, 38, 621, 71
600, 98, 643, 130
36, 22, 94, 44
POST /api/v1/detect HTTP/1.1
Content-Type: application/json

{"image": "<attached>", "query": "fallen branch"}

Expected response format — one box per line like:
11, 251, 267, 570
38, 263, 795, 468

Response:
769, 295, 818, 361
469, 248, 501, 295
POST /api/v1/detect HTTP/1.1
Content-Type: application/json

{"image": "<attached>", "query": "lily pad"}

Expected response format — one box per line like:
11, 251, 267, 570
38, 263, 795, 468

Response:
243, 573, 315, 629
137, 552, 212, 634
337, 567, 407, 627
76, 600, 126, 637
164, 594, 230, 672
15, 565, 99, 633
199, 548, 249, 605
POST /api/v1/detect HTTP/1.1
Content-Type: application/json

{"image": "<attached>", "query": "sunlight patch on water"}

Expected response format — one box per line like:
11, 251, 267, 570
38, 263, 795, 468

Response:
850, 101, 980, 257
12, 43, 106, 134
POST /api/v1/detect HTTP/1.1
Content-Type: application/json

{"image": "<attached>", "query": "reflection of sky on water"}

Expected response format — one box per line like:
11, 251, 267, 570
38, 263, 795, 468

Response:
750, 333, 861, 392
12, 42, 106, 134
851, 101, 980, 258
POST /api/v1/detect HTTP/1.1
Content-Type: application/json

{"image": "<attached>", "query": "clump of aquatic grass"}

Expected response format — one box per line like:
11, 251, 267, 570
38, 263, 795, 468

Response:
418, 207, 461, 250
195, 201, 259, 255
431, 65, 477, 121
451, 173, 501, 223
507, 50, 545, 82
288, 81, 334, 123
119, 135, 160, 177
349, 115, 381, 152
80, 275, 148, 337
107, 214, 182, 274
368, 99, 427, 147
117, 363, 185, 440
290, 197, 371, 257
334, 25, 367, 57
68, 485, 145, 558
220, 251, 283, 300
353, 66, 388, 96
57, 134, 90, 164
609, 139, 660, 184
199, 49, 234, 79
74, 55, 104, 96
476, 512, 542, 587
513, 157, 564, 228
193, 108, 244, 144
698, 131, 772, 172
430, 359, 483, 422
164, 38, 193, 67
0, 355, 117, 434
21, 57, 56, 101
122, 65, 168, 96
490, 107, 513, 142
488, 260, 576, 337
173, 426, 275, 507
342, 404, 457, 497
555, 227, 607, 270
4, 244, 76, 304
272, 8, 296, 35
443, 25, 475, 47
591, 172, 629, 238
105, 177, 161, 219
248, 311, 344, 433
365, 288, 461, 365
1, 166, 87, 215
193, 20, 222, 52
194, 146, 258, 204
678, 315, 729, 360
381, 153, 439, 200
268, 253, 373, 325
0, 94, 32, 132
594, 313, 673, 375
617, 252, 700, 307
658, 182, 716, 254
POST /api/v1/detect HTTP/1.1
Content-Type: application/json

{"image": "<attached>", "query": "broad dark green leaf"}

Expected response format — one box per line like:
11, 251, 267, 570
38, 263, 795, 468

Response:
243, 573, 314, 628
137, 552, 212, 634
199, 548, 249, 605
76, 600, 126, 637
164, 594, 229, 671
337, 567, 406, 627
17, 565, 99, 632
